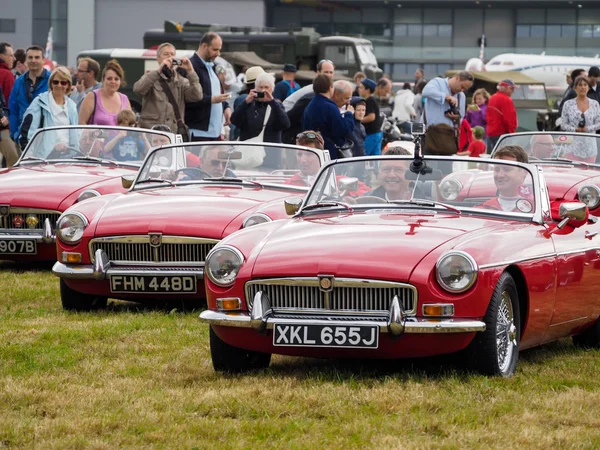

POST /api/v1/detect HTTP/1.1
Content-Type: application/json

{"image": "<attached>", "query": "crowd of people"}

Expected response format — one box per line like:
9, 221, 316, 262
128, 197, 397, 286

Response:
2, 32, 600, 170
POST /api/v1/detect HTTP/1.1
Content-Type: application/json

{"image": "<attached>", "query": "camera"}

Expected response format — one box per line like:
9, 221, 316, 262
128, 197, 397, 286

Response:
172, 58, 183, 66
578, 114, 586, 128
255, 91, 265, 99
445, 106, 459, 116
410, 122, 425, 135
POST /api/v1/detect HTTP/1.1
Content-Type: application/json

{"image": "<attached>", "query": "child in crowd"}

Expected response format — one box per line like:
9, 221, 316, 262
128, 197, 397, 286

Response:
350, 97, 366, 157
102, 110, 148, 161
458, 125, 487, 168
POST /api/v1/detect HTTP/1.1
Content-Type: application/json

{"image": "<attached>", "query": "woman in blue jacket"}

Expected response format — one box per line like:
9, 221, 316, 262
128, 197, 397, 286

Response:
19, 67, 79, 156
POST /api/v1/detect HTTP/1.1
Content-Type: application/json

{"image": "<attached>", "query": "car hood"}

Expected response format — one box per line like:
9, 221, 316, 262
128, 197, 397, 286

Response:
92, 184, 296, 238
250, 211, 496, 280
0, 163, 132, 210
541, 166, 600, 199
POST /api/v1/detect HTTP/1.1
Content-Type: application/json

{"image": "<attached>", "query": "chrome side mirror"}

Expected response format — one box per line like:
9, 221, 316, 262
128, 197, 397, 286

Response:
338, 177, 358, 192
121, 174, 135, 189
558, 201, 587, 229
284, 197, 303, 216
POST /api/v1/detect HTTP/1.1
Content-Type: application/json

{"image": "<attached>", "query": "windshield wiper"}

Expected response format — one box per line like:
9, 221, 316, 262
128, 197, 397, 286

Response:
135, 178, 174, 186
388, 199, 461, 214
538, 157, 592, 168
301, 201, 354, 213
204, 177, 263, 188
19, 156, 49, 164
72, 156, 119, 166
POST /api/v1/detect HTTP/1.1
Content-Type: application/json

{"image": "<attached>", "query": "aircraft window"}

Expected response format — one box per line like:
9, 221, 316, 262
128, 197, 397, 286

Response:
490, 61, 501, 66
502, 61, 515, 66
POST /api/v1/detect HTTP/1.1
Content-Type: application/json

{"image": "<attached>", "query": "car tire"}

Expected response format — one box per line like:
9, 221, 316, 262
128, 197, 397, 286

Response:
60, 279, 108, 311
209, 327, 271, 373
572, 318, 600, 349
467, 272, 520, 377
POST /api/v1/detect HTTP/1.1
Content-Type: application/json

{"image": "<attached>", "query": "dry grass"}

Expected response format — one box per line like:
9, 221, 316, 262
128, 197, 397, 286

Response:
2, 261, 600, 449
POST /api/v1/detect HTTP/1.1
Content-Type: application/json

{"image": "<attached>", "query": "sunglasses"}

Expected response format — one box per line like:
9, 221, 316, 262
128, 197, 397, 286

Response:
52, 80, 69, 86
297, 132, 324, 143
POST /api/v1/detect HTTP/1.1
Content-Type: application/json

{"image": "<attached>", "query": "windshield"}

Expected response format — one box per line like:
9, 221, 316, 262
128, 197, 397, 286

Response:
356, 44, 378, 66
135, 143, 325, 188
511, 84, 547, 101
495, 132, 600, 165
21, 126, 175, 164
305, 156, 537, 217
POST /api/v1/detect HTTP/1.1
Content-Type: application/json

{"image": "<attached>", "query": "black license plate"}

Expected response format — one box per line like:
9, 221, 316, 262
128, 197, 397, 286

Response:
273, 324, 379, 349
0, 239, 37, 254
109, 275, 197, 294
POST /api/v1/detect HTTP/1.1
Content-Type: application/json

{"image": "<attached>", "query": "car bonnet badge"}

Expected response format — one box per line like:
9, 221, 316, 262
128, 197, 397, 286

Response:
318, 275, 334, 292
149, 233, 162, 248
0, 205, 8, 216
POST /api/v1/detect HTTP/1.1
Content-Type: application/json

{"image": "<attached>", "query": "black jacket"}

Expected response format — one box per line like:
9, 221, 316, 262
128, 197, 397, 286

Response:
283, 92, 313, 144
230, 99, 290, 143
0, 86, 7, 132
184, 53, 229, 133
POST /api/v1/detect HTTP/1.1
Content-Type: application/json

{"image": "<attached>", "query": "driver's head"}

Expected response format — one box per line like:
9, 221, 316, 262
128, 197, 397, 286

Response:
530, 134, 555, 159
79, 129, 104, 155
378, 147, 411, 199
150, 124, 171, 147
200, 146, 228, 177
493, 145, 528, 197
296, 131, 324, 177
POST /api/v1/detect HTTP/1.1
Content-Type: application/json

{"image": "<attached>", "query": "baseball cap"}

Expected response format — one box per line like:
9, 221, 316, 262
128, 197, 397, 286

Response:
245, 66, 265, 84
499, 79, 517, 88
283, 63, 297, 73
361, 78, 377, 92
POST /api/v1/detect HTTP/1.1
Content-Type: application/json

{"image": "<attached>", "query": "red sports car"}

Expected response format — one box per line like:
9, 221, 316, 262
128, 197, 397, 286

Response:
52, 142, 329, 310
0, 125, 178, 262
200, 154, 600, 377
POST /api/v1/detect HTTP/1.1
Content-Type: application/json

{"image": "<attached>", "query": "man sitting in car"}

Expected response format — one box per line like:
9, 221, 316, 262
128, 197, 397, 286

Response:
286, 131, 324, 187
530, 134, 556, 159
481, 145, 533, 212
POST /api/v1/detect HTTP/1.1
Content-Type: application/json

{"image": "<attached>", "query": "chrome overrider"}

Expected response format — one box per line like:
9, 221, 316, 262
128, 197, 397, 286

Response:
0, 218, 55, 244
200, 291, 487, 335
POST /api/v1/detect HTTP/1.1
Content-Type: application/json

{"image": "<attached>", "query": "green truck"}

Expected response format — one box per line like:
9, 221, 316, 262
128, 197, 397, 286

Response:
143, 21, 382, 80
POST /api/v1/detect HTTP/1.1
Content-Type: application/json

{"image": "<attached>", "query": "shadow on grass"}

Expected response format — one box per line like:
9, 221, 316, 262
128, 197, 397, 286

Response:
105, 298, 205, 314
0, 260, 54, 272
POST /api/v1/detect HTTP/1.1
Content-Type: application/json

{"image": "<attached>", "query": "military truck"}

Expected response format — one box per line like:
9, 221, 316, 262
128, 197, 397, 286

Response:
446, 70, 559, 132
143, 21, 382, 80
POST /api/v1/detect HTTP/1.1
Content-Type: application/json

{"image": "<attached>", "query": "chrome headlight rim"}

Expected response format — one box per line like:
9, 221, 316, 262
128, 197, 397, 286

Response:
439, 179, 463, 201
242, 213, 272, 228
435, 250, 478, 294
205, 245, 245, 288
56, 211, 88, 244
77, 189, 101, 203
578, 185, 600, 210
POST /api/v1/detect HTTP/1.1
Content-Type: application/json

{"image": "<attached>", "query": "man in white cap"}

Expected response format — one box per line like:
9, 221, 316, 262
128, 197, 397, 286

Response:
229, 66, 264, 140
487, 79, 518, 151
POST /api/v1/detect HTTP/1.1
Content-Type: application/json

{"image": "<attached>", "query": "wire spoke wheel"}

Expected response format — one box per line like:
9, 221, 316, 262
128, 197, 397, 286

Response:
496, 290, 517, 373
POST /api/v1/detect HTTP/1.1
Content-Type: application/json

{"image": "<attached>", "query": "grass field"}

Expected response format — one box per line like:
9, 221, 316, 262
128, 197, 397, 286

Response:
2, 262, 600, 449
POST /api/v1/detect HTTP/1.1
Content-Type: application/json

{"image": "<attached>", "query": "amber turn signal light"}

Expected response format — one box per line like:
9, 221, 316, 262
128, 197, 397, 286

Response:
62, 252, 82, 264
217, 298, 241, 311
422, 304, 455, 317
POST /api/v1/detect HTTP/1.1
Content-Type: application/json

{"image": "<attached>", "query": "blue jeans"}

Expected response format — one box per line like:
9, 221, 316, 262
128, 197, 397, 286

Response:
365, 131, 383, 156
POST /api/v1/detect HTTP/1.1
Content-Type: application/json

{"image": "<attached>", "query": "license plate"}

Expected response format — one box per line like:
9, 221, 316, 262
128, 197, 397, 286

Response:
273, 324, 378, 349
0, 239, 37, 254
109, 275, 197, 294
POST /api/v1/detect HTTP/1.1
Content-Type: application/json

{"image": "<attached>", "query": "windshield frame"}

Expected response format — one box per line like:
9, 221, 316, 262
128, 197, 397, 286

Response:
16, 125, 176, 168
129, 141, 331, 191
493, 131, 600, 168
301, 155, 548, 225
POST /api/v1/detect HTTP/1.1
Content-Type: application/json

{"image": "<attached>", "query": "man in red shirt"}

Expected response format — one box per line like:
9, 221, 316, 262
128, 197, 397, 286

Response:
0, 43, 15, 101
487, 79, 518, 152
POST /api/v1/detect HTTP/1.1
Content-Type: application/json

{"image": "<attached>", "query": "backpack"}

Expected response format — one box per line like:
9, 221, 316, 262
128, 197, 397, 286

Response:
282, 80, 300, 98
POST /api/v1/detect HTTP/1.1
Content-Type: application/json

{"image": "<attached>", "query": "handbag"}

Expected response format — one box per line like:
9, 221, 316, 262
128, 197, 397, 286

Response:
158, 78, 190, 142
422, 94, 460, 156
236, 105, 271, 169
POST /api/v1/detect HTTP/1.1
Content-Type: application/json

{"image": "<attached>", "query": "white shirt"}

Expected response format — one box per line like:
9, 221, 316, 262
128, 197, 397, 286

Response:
283, 84, 313, 111
48, 93, 70, 143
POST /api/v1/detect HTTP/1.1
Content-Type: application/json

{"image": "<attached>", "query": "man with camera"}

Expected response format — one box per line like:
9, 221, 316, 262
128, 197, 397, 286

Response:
133, 42, 203, 136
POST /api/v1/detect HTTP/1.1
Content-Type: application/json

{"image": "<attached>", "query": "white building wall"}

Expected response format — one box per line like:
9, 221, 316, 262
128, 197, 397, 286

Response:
94, 0, 266, 49
0, 0, 33, 48
67, 0, 95, 65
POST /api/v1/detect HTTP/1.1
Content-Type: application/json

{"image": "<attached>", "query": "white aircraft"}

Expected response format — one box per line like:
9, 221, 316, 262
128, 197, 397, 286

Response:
466, 52, 600, 96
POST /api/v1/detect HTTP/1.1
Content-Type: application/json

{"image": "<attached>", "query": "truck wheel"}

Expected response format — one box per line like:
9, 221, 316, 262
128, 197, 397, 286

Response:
60, 279, 108, 311
209, 327, 271, 373
572, 319, 600, 348
468, 272, 520, 377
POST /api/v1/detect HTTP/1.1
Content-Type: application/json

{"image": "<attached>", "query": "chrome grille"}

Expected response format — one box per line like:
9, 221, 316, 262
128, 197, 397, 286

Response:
90, 236, 218, 265
0, 209, 60, 231
246, 278, 416, 314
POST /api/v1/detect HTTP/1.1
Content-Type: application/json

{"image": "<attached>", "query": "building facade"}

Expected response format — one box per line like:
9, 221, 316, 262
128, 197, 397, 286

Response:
1, 0, 599, 80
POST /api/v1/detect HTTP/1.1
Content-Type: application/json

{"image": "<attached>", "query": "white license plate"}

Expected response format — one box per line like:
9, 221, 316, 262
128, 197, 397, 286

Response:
109, 275, 197, 294
273, 324, 379, 349
0, 239, 37, 254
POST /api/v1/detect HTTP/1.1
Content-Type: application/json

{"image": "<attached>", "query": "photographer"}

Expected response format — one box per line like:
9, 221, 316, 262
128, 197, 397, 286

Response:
133, 42, 202, 137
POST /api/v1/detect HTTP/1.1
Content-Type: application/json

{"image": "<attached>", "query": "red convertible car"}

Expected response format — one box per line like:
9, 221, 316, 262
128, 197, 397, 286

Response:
52, 142, 329, 310
200, 154, 600, 376
0, 125, 178, 263
439, 132, 600, 215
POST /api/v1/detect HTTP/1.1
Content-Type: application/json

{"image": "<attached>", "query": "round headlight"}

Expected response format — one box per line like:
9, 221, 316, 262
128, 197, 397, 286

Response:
205, 246, 244, 287
439, 179, 462, 201
436, 251, 478, 293
56, 212, 88, 244
578, 185, 600, 210
77, 189, 101, 203
242, 213, 272, 228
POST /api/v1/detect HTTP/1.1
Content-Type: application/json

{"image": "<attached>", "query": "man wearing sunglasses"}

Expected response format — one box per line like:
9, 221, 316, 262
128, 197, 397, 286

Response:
70, 57, 102, 111
9, 45, 49, 143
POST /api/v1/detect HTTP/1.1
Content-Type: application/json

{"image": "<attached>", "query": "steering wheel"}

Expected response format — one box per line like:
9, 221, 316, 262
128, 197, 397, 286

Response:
47, 145, 86, 159
173, 167, 212, 181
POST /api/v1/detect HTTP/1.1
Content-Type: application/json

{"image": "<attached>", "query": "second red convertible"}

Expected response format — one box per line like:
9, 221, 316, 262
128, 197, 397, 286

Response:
52, 141, 329, 310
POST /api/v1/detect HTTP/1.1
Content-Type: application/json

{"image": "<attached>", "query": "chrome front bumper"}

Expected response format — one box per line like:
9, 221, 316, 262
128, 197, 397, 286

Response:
53, 249, 205, 280
199, 292, 486, 335
0, 218, 55, 243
